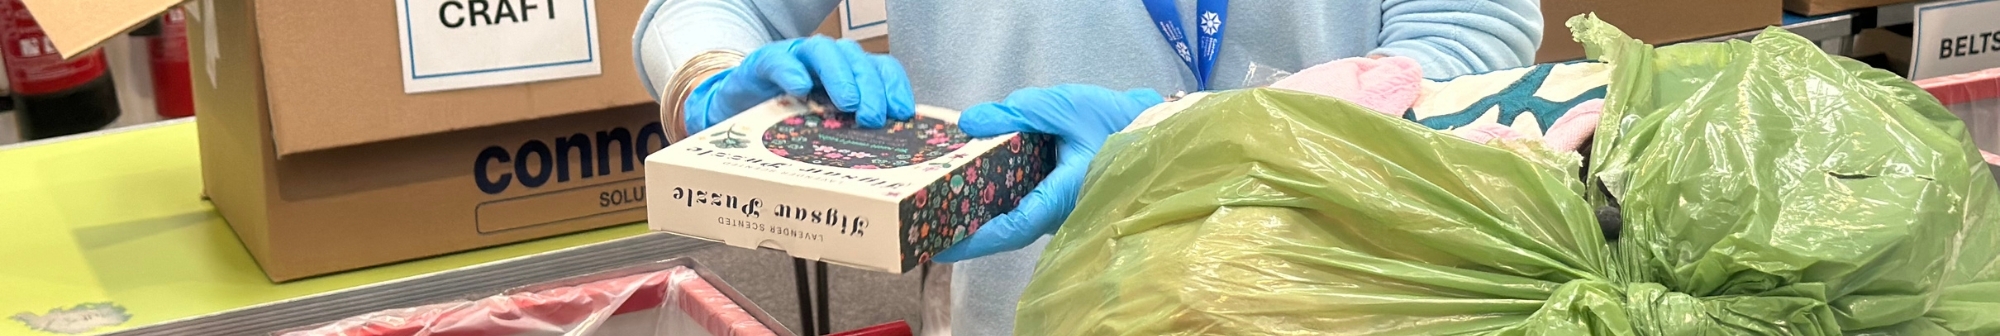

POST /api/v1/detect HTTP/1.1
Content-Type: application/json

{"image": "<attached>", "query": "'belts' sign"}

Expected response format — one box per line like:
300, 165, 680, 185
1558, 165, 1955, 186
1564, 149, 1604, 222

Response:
395, 0, 602, 93
1913, 0, 2000, 80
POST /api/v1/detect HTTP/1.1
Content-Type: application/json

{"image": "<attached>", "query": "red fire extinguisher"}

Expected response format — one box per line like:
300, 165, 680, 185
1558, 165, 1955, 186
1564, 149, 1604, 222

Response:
0, 0, 121, 140
132, 7, 192, 119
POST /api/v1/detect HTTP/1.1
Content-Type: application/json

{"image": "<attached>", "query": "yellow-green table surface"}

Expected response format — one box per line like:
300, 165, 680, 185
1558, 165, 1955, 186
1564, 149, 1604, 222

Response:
0, 121, 650, 335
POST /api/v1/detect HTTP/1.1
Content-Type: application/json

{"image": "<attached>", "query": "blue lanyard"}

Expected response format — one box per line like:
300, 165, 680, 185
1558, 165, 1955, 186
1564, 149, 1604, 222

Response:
1140, 0, 1228, 91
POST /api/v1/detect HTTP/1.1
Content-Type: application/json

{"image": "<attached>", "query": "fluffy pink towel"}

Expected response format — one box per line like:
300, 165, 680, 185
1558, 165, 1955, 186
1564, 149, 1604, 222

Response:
1270, 56, 1423, 116
1451, 124, 1526, 145
1543, 99, 1604, 152
1443, 99, 1601, 151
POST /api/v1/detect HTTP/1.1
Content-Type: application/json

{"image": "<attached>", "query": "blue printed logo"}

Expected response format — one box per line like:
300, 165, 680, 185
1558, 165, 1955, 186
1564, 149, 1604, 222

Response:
1199, 12, 1221, 35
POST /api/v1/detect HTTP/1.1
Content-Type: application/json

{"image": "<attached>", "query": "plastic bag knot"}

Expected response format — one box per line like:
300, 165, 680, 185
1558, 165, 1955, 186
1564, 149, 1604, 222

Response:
1519, 280, 1843, 334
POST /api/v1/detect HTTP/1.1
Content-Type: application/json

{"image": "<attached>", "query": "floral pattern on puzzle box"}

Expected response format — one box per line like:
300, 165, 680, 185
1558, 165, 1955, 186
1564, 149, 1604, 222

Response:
762, 112, 970, 169
897, 134, 1057, 269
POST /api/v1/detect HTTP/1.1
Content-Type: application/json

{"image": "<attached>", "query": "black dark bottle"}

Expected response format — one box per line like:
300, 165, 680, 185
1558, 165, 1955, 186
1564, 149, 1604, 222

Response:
1, 0, 121, 140
11, 74, 120, 139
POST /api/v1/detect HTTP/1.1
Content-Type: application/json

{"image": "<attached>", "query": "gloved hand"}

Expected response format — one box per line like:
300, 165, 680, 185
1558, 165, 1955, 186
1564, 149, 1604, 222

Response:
932, 84, 1165, 263
683, 36, 914, 134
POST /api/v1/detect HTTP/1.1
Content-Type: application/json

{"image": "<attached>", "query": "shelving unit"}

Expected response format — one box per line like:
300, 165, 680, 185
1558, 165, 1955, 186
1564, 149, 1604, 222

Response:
1698, 13, 1857, 55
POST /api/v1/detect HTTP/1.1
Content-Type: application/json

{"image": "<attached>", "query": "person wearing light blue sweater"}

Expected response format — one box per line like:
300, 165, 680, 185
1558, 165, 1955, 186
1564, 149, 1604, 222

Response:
637, 1, 1541, 333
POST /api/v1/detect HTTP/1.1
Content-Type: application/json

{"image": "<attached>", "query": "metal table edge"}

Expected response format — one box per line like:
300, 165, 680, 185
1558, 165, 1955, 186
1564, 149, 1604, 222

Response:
103, 232, 716, 336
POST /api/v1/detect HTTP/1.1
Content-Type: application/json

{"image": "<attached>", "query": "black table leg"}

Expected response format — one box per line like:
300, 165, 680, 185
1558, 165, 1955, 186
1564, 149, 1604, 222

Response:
794, 258, 817, 336
814, 260, 831, 333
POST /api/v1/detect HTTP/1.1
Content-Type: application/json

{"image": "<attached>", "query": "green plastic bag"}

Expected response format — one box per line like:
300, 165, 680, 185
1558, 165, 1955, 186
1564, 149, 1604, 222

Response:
1014, 15, 2000, 335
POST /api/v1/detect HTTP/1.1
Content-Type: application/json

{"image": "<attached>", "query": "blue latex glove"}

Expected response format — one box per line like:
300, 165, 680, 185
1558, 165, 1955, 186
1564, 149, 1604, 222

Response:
684, 36, 915, 134
933, 84, 1165, 263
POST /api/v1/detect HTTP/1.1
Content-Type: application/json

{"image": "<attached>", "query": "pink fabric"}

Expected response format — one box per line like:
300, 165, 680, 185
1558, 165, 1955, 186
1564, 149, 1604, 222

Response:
1914, 67, 2000, 106
675, 270, 778, 336
1451, 124, 1526, 145
283, 266, 774, 336
1543, 99, 1604, 152
1446, 98, 1602, 151
1910, 68, 2000, 168
1270, 56, 1423, 116
1274, 57, 1606, 152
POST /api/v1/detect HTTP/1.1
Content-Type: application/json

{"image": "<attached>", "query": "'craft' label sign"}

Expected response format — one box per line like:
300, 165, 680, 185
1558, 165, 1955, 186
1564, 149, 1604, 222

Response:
1912, 0, 2000, 80
394, 0, 602, 93
839, 0, 888, 41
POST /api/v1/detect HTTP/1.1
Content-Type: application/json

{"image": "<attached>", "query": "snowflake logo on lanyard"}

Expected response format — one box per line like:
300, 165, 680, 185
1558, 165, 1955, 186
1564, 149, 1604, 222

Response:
1199, 11, 1221, 35
1174, 42, 1192, 62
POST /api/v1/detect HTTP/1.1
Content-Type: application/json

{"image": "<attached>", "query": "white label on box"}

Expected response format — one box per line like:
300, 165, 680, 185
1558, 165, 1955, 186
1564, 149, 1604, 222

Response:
394, 0, 602, 93
838, 0, 888, 40
1911, 0, 2000, 80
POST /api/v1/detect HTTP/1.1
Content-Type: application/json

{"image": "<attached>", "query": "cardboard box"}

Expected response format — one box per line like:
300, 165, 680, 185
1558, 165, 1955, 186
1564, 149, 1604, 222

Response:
1539, 0, 1782, 62
646, 98, 1055, 273
814, 8, 889, 53
1787, 0, 1919, 16
26, 0, 659, 281
1853, 28, 1915, 76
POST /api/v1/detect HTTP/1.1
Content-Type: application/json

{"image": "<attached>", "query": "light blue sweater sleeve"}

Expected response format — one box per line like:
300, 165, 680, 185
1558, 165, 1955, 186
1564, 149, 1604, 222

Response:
1370, 0, 1544, 77
632, 0, 839, 99
637, 1, 1543, 103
